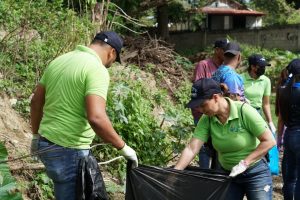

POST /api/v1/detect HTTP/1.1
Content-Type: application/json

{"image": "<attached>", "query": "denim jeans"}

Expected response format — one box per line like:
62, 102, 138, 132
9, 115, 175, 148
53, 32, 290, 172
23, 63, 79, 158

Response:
282, 127, 300, 200
38, 138, 90, 200
225, 159, 273, 200
198, 145, 211, 169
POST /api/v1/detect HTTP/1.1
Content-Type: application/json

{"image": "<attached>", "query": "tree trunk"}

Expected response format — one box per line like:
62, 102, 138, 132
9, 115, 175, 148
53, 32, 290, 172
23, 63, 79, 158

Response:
157, 3, 169, 41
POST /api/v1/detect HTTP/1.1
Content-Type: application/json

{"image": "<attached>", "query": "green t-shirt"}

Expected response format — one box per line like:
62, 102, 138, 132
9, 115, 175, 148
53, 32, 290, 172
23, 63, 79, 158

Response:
241, 72, 271, 109
193, 98, 268, 170
39, 45, 110, 149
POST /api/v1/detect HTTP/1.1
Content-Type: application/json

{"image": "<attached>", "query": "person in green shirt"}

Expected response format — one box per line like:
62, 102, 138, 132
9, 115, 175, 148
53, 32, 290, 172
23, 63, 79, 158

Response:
241, 54, 276, 133
30, 31, 138, 200
175, 78, 276, 200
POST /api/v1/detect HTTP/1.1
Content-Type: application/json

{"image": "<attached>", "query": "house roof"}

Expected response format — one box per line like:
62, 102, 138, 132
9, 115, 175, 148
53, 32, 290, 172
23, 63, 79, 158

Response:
199, 7, 265, 16
191, 0, 265, 16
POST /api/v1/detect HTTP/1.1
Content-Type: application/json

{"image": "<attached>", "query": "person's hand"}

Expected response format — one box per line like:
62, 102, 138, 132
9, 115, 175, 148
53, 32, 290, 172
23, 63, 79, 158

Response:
229, 160, 249, 177
268, 122, 276, 134
119, 144, 138, 168
30, 134, 40, 161
277, 135, 283, 152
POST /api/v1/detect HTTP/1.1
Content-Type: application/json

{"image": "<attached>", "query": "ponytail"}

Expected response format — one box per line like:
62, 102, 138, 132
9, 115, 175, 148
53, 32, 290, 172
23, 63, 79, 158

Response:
220, 83, 229, 94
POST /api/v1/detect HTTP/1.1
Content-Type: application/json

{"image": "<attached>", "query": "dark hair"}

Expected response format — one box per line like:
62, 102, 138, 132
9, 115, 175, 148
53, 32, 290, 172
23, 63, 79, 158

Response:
224, 53, 236, 59
91, 39, 111, 48
220, 83, 229, 94
278, 73, 300, 123
247, 64, 253, 73
275, 68, 288, 116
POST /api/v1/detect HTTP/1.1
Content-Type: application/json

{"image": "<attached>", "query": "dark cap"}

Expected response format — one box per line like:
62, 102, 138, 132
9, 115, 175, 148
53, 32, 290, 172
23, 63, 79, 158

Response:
287, 59, 300, 75
186, 78, 222, 108
248, 54, 271, 67
214, 39, 229, 49
224, 42, 241, 56
94, 31, 123, 63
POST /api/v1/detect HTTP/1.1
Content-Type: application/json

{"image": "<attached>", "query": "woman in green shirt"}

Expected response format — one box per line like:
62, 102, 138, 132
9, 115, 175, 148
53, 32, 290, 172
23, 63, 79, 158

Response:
241, 54, 276, 133
175, 78, 276, 200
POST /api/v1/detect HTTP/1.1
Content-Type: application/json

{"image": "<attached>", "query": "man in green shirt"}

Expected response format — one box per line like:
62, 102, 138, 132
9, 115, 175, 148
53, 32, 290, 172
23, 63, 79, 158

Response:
30, 31, 138, 200
241, 54, 276, 133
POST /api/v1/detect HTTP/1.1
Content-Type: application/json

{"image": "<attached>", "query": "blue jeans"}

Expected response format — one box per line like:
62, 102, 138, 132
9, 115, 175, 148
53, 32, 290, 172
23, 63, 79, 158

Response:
282, 127, 300, 200
195, 118, 213, 169
38, 138, 89, 200
198, 145, 211, 169
225, 159, 273, 200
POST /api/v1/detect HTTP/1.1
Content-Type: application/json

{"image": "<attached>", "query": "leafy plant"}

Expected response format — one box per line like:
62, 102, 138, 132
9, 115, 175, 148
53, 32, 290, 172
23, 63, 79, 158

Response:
175, 55, 194, 70
91, 65, 193, 179
31, 172, 54, 200
0, 0, 97, 117
0, 143, 22, 200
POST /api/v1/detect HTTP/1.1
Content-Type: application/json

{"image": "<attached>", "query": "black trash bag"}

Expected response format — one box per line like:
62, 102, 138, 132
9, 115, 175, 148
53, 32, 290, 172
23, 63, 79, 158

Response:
76, 154, 109, 200
126, 162, 231, 200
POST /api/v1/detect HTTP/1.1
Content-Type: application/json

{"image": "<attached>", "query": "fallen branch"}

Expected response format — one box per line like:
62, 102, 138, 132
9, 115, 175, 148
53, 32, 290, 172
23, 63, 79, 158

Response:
10, 156, 125, 171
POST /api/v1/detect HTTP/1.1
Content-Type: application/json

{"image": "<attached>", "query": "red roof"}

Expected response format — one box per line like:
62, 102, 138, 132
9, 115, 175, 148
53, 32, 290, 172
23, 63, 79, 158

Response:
198, 7, 265, 16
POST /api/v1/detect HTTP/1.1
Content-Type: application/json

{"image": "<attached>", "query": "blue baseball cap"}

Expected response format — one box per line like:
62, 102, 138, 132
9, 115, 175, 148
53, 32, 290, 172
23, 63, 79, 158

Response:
186, 78, 222, 108
248, 54, 271, 67
94, 31, 123, 63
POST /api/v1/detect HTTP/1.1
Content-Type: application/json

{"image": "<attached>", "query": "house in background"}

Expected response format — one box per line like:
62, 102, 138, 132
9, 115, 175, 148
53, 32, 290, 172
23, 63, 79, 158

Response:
197, 0, 265, 30
169, 0, 265, 32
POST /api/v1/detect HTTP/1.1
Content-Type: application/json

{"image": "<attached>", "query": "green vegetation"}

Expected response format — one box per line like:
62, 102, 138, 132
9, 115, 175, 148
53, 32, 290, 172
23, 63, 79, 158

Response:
0, 143, 22, 200
1, 0, 299, 198
94, 65, 193, 178
0, 0, 96, 117
31, 172, 54, 200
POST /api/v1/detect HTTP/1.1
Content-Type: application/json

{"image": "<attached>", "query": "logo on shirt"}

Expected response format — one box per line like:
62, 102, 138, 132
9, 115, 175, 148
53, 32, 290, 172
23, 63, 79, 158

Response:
229, 122, 243, 133
229, 125, 240, 133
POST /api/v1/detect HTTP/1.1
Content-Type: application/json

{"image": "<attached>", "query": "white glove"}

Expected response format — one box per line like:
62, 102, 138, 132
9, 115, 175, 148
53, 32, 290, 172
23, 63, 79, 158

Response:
268, 122, 276, 133
229, 160, 249, 177
119, 143, 138, 168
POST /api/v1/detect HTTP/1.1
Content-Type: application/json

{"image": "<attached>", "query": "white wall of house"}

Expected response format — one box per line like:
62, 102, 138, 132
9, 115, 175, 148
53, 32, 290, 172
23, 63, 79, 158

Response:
246, 16, 262, 29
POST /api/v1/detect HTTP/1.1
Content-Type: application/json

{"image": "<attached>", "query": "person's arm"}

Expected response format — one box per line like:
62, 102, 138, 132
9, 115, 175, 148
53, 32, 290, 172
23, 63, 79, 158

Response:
174, 138, 204, 170
262, 95, 274, 125
277, 113, 284, 150
193, 61, 207, 82
85, 94, 125, 149
229, 128, 275, 177
30, 84, 45, 135
86, 94, 138, 167
243, 129, 276, 166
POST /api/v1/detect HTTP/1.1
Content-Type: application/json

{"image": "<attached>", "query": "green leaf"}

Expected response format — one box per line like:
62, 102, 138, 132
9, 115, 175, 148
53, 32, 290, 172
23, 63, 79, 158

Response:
0, 143, 22, 200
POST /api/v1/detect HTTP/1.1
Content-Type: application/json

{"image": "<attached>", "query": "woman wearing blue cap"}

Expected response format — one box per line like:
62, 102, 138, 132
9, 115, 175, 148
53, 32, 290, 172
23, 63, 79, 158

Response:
277, 59, 300, 200
175, 78, 276, 200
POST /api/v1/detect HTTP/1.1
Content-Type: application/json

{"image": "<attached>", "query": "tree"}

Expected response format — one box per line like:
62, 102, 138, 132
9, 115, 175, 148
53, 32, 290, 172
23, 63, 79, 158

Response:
250, 0, 295, 25
286, 0, 300, 9
157, 3, 169, 40
111, 0, 183, 40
